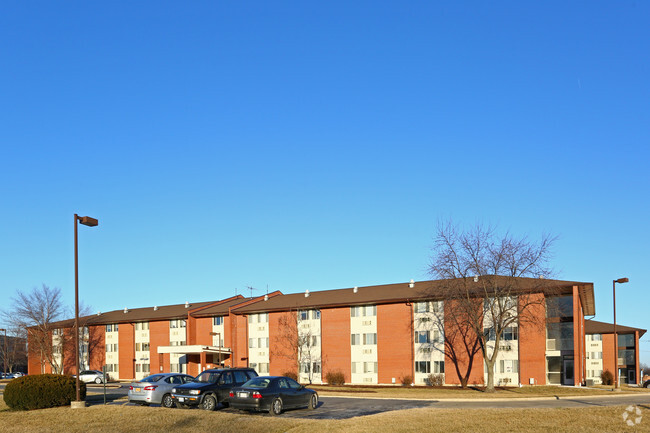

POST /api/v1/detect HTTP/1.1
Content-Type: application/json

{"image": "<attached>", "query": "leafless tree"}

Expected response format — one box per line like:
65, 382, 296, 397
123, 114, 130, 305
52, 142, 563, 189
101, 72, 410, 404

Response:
428, 221, 556, 392
1, 285, 65, 373
273, 311, 321, 383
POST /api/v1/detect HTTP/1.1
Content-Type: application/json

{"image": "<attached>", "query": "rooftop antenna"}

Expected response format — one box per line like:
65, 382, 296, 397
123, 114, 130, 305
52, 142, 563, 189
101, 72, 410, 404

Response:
247, 286, 259, 298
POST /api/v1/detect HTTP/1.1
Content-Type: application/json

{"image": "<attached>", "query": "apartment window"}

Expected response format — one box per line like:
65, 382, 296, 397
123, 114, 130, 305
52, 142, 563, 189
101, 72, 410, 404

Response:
364, 362, 377, 374
433, 361, 445, 374
503, 327, 518, 341
258, 363, 269, 374
106, 344, 118, 353
499, 360, 519, 374
170, 319, 186, 329
415, 302, 429, 313
433, 330, 443, 343
432, 301, 443, 313
546, 296, 573, 318
170, 340, 186, 346
415, 361, 431, 374
312, 310, 321, 320
248, 314, 256, 324
249, 338, 257, 349
258, 338, 269, 348
135, 322, 149, 331
135, 343, 141, 351
351, 362, 361, 374
363, 333, 377, 345
484, 328, 496, 341
213, 316, 224, 326
351, 334, 361, 345
590, 334, 602, 341
589, 352, 602, 360
142, 342, 150, 351
104, 364, 119, 373
300, 363, 310, 373
618, 334, 635, 348
53, 329, 62, 336
312, 362, 321, 374
312, 335, 320, 346
106, 324, 118, 332
299, 310, 309, 321
415, 331, 430, 344
259, 313, 268, 323
351, 305, 376, 317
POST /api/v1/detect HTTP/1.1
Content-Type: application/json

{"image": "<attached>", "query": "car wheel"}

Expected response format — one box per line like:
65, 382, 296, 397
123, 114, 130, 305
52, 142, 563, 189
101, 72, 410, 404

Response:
201, 395, 217, 411
162, 394, 174, 408
308, 394, 317, 410
95, 378, 102, 384
269, 397, 283, 416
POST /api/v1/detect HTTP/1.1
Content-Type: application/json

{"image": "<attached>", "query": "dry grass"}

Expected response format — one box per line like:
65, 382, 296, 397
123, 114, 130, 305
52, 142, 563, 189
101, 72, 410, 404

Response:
1, 401, 649, 433
309, 384, 621, 399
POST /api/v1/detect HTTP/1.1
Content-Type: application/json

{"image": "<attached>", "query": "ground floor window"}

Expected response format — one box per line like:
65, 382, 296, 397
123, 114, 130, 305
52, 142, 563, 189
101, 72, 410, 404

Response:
415, 361, 430, 374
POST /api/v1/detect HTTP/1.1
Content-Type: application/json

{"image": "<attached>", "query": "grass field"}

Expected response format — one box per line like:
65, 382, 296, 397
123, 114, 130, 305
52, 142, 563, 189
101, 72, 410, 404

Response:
1, 398, 649, 433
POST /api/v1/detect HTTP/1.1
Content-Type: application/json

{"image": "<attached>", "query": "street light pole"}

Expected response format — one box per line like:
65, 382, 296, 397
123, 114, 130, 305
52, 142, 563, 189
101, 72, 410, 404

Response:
613, 277, 629, 390
74, 214, 98, 405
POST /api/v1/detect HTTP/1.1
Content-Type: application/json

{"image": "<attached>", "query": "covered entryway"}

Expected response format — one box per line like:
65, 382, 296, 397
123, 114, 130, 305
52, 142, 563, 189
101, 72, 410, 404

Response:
157, 345, 232, 376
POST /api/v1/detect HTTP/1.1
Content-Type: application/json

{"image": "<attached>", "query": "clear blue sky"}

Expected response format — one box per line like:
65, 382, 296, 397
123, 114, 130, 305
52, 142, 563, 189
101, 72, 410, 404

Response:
1, 2, 649, 361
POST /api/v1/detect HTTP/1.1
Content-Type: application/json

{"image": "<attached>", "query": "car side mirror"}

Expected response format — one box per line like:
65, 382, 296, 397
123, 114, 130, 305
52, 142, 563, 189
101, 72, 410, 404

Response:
299, 385, 304, 390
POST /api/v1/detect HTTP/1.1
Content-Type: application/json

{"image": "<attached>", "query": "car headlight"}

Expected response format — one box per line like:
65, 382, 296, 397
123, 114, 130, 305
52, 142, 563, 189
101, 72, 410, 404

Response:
172, 388, 176, 393
189, 390, 201, 395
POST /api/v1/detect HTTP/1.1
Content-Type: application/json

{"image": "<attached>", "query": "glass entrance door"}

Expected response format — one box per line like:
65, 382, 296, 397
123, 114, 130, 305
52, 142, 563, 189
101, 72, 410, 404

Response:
563, 359, 574, 385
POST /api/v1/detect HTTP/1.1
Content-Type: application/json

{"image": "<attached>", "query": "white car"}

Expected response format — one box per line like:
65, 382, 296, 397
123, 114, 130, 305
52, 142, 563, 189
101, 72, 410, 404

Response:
77, 370, 107, 384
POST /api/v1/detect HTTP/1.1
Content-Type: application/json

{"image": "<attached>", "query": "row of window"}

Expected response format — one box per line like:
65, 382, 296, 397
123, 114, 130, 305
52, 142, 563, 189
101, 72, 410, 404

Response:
415, 330, 443, 344
586, 351, 603, 360
587, 369, 603, 378
249, 362, 269, 374
135, 363, 151, 373
351, 305, 376, 317
351, 333, 377, 345
135, 322, 150, 331
135, 343, 150, 352
104, 363, 119, 373
249, 313, 269, 324
299, 362, 322, 374
352, 361, 378, 374
299, 310, 321, 321
414, 301, 443, 314
415, 360, 445, 374
248, 338, 269, 349
483, 360, 519, 374
170, 319, 186, 329
106, 344, 118, 353
484, 326, 519, 341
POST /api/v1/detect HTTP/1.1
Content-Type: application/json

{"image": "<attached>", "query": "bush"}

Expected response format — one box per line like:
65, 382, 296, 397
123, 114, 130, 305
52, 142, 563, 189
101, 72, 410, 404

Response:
325, 370, 345, 385
601, 370, 614, 386
400, 375, 413, 386
4, 374, 86, 410
282, 371, 298, 381
427, 373, 444, 386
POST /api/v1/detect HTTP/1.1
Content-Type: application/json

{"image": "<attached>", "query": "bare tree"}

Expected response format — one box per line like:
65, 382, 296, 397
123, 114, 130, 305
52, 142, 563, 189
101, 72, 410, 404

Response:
1, 285, 65, 373
429, 221, 556, 392
273, 310, 321, 383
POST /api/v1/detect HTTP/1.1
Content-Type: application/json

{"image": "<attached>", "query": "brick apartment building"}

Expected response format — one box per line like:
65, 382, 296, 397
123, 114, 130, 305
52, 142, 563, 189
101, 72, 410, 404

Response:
27, 277, 645, 386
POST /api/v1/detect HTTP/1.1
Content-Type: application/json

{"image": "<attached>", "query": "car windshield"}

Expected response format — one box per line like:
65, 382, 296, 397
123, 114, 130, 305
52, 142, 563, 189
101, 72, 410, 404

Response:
141, 375, 164, 383
242, 377, 272, 389
194, 372, 220, 383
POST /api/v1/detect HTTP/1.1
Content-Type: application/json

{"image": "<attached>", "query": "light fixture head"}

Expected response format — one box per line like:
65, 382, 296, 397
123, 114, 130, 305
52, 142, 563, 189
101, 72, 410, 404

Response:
615, 278, 629, 284
78, 216, 99, 227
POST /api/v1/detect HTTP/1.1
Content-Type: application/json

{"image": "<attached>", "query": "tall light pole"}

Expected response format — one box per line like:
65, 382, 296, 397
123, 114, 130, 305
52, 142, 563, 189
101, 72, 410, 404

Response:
613, 277, 629, 390
74, 214, 98, 404
0, 328, 6, 376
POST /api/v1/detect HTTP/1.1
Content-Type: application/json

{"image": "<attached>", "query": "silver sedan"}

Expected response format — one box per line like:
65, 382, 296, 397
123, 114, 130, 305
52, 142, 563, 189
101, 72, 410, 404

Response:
129, 373, 195, 407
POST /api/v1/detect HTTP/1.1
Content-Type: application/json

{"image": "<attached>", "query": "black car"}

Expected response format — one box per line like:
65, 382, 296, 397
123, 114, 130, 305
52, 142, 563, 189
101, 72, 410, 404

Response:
170, 367, 257, 410
228, 376, 318, 415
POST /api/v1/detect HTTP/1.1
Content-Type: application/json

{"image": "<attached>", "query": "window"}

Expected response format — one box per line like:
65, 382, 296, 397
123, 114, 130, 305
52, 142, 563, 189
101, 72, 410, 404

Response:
258, 363, 269, 374
589, 352, 602, 360
499, 360, 518, 374
135, 343, 141, 351
364, 362, 378, 373
106, 324, 118, 332
415, 302, 429, 313
351, 305, 376, 317
363, 333, 377, 345
106, 344, 118, 352
259, 313, 268, 323
433, 330, 442, 343
219, 372, 233, 385
590, 334, 602, 341
300, 363, 310, 373
142, 342, 150, 351
618, 334, 635, 348
432, 301, 443, 313
415, 331, 430, 344
170, 319, 186, 329
351, 334, 361, 345
484, 328, 496, 341
213, 317, 224, 326
248, 314, 256, 324
258, 338, 269, 348
352, 362, 361, 374
503, 327, 518, 341
312, 335, 320, 346
249, 338, 257, 348
312, 310, 321, 320
135, 322, 149, 331
546, 296, 573, 318
433, 361, 445, 374
299, 310, 309, 321
104, 364, 119, 373
415, 361, 431, 374
234, 371, 248, 383
312, 362, 321, 374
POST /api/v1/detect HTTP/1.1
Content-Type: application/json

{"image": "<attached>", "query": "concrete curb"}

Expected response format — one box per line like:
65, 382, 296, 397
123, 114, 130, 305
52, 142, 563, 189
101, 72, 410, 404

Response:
317, 392, 644, 403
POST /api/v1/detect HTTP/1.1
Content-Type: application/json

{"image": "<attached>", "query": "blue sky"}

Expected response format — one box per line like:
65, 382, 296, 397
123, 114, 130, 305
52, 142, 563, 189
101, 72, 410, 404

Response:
1, 2, 649, 360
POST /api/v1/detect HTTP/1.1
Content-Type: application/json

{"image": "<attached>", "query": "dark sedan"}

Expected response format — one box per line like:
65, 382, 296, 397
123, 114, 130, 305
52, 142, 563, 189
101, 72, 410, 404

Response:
228, 376, 318, 415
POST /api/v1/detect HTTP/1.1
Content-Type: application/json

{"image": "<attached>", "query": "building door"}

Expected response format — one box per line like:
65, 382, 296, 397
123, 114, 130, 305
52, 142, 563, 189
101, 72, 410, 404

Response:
628, 369, 636, 384
563, 359, 574, 385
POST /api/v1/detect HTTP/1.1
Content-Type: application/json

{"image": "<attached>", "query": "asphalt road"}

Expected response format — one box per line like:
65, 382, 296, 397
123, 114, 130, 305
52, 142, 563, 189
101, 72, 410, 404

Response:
3, 383, 650, 420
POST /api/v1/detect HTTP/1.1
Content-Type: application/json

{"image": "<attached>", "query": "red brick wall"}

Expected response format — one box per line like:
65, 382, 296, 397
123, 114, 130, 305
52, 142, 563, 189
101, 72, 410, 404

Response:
602, 333, 616, 377
269, 311, 298, 376
519, 293, 547, 385
194, 317, 213, 346
27, 332, 44, 375
88, 325, 106, 371
118, 323, 135, 380
230, 314, 249, 367
377, 303, 413, 384
150, 320, 170, 374
573, 286, 585, 385
321, 307, 351, 383
224, 314, 232, 367
443, 300, 484, 386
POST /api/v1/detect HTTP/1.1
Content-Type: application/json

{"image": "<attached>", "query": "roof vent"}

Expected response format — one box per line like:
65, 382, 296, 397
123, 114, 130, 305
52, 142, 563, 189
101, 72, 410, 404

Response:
353, 286, 358, 293
305, 290, 310, 298
409, 279, 415, 288
539, 275, 545, 279
473, 275, 479, 283
185, 301, 189, 308
264, 294, 269, 301
123, 307, 129, 314
154, 306, 159, 311
96, 311, 101, 316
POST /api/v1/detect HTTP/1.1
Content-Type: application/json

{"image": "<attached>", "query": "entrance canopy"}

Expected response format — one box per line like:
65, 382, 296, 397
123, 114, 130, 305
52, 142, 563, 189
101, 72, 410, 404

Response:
157, 345, 231, 355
